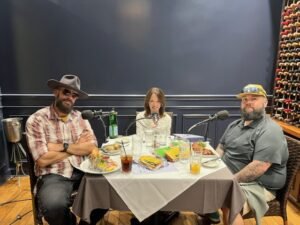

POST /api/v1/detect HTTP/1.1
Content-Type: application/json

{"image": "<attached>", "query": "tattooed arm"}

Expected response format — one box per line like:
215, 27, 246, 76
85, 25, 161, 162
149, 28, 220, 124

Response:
234, 160, 271, 183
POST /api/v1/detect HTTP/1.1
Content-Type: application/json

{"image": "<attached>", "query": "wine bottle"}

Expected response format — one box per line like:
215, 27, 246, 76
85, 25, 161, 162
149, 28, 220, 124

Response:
109, 108, 118, 139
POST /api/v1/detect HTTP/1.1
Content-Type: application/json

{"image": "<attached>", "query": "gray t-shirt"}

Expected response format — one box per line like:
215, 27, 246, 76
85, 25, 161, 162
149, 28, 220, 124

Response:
220, 115, 288, 190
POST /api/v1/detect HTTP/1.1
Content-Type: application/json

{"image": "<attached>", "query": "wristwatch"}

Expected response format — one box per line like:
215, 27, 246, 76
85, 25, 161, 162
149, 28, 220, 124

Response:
62, 143, 69, 152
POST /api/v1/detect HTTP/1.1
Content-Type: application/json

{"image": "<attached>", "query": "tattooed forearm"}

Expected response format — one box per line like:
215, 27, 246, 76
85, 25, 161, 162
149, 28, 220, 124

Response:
234, 160, 271, 183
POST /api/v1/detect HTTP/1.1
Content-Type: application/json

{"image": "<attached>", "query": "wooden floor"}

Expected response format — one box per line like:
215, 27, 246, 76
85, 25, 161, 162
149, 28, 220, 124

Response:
0, 177, 299, 225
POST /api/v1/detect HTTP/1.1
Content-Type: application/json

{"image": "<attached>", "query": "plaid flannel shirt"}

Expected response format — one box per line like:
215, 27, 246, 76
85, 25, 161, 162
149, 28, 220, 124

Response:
26, 105, 97, 178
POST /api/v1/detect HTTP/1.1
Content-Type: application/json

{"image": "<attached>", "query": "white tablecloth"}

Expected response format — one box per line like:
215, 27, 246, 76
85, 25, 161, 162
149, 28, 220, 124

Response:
104, 156, 225, 221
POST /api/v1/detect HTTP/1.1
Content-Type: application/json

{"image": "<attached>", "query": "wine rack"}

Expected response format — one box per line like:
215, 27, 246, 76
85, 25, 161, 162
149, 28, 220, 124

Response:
274, 0, 300, 210
272, 0, 300, 128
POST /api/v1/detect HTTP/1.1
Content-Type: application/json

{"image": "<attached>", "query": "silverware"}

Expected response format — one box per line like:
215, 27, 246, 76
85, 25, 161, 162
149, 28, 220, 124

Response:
202, 157, 220, 164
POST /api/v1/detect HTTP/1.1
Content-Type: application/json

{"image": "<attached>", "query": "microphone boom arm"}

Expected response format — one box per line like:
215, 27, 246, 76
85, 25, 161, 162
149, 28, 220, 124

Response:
125, 117, 152, 136
188, 110, 229, 133
187, 116, 213, 133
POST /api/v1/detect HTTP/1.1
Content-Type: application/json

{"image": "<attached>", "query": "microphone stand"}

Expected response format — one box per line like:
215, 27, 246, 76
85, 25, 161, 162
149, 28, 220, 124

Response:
81, 110, 112, 142
125, 117, 152, 136
188, 115, 218, 142
98, 115, 108, 142
93, 113, 110, 142
188, 111, 229, 141
204, 122, 209, 142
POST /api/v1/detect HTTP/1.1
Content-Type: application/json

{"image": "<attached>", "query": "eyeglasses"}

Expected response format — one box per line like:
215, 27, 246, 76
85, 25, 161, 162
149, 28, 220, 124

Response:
61, 88, 79, 99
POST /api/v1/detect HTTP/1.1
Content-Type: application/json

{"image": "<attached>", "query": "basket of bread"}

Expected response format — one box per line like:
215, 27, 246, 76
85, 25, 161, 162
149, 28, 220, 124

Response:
139, 155, 163, 170
102, 143, 121, 155
192, 141, 214, 156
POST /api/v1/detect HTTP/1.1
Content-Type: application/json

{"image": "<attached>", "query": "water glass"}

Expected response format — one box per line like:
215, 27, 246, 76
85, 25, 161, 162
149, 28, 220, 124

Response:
157, 132, 168, 147
190, 152, 202, 175
178, 139, 190, 164
144, 129, 154, 147
132, 134, 143, 160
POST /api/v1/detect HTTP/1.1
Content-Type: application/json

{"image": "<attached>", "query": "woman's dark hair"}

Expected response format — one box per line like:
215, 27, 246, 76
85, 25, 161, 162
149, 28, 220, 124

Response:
144, 87, 166, 117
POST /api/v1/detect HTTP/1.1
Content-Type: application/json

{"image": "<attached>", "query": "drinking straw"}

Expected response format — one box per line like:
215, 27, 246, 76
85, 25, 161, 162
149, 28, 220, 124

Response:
121, 140, 127, 158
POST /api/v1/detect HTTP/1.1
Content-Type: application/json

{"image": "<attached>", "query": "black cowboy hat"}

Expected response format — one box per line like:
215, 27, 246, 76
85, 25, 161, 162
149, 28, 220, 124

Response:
47, 74, 88, 99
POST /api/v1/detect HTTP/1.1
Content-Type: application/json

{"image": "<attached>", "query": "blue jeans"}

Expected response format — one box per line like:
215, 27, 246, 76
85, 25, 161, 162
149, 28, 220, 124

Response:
37, 169, 83, 225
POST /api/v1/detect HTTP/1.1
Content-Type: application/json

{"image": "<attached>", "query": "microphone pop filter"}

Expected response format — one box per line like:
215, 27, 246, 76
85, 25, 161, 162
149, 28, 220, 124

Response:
81, 110, 94, 120
151, 112, 159, 124
216, 110, 229, 120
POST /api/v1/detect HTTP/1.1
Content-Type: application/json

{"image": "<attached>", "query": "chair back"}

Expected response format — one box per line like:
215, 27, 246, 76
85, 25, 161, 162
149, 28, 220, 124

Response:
243, 135, 300, 225
23, 133, 43, 225
24, 137, 37, 193
23, 133, 78, 225
277, 135, 300, 208
187, 122, 209, 137
165, 112, 173, 134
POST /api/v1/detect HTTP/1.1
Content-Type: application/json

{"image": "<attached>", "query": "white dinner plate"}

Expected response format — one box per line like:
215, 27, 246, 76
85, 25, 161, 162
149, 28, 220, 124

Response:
202, 159, 221, 168
101, 142, 129, 156
101, 146, 121, 156
115, 137, 130, 145
76, 158, 120, 174
101, 149, 121, 156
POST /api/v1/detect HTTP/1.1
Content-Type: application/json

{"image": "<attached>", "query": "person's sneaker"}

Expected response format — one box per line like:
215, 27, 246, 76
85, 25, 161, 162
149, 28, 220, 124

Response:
206, 212, 220, 224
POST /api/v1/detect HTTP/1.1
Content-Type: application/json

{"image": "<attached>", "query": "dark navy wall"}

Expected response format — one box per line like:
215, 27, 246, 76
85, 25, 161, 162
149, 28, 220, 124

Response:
0, 0, 281, 95
0, 0, 282, 183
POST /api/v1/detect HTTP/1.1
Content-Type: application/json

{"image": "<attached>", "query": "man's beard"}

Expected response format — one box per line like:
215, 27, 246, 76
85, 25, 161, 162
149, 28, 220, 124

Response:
241, 107, 264, 121
55, 99, 73, 114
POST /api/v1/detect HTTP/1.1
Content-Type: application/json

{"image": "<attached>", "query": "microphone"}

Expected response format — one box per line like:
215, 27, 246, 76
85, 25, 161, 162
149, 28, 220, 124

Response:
209, 110, 229, 121
81, 109, 112, 142
81, 110, 109, 120
188, 110, 229, 133
151, 112, 159, 124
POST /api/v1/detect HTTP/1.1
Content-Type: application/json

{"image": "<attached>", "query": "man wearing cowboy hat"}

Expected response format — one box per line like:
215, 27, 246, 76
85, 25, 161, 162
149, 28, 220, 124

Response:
212, 84, 288, 225
26, 75, 107, 225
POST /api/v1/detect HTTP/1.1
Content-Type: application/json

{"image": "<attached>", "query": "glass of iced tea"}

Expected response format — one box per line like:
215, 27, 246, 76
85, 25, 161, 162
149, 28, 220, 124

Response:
120, 146, 133, 173
190, 152, 201, 175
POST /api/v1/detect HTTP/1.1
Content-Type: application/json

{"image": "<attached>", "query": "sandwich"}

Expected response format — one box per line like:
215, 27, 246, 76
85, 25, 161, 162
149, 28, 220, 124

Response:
139, 155, 163, 170
165, 146, 180, 162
